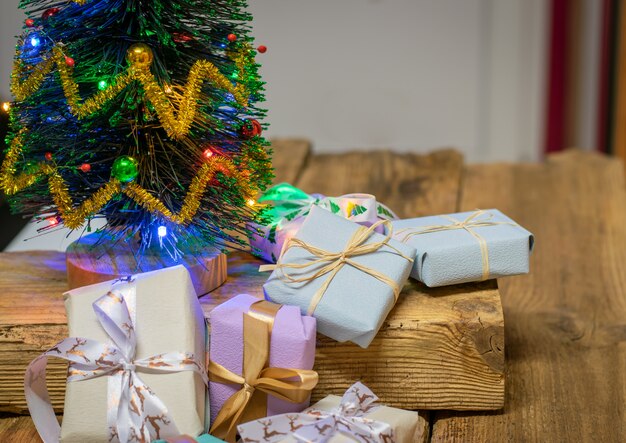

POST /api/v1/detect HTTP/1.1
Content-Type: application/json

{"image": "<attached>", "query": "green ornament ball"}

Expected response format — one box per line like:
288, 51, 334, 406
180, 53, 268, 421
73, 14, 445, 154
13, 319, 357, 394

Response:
111, 156, 139, 183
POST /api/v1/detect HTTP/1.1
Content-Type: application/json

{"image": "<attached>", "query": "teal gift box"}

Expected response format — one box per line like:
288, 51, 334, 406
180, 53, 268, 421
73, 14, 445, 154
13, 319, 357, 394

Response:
389, 209, 534, 287
153, 433, 225, 442
263, 205, 415, 348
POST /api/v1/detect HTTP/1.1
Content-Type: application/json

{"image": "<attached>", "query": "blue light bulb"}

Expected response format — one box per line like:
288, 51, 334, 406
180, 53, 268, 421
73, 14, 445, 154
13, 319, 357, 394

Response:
158, 225, 167, 238
30, 35, 41, 47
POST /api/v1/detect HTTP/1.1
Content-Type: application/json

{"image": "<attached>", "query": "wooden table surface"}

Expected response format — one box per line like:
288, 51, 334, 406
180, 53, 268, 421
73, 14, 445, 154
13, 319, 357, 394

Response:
1, 141, 625, 442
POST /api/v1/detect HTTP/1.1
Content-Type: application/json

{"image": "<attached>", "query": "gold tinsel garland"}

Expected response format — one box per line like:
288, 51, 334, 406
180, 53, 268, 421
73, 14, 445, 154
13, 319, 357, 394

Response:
11, 45, 250, 140
0, 130, 260, 229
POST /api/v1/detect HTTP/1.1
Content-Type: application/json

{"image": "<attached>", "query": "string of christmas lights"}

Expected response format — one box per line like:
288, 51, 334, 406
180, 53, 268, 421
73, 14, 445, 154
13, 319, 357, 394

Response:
1, 0, 273, 253
11, 44, 250, 140
0, 129, 259, 229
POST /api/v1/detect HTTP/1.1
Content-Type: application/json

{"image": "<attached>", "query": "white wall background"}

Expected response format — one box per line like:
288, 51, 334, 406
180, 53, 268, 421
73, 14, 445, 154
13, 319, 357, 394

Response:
248, 0, 548, 162
2, 0, 549, 251
1, 0, 548, 163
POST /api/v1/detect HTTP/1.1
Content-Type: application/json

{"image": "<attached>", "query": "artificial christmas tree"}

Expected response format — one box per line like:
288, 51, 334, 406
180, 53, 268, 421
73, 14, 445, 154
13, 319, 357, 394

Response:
0, 0, 272, 287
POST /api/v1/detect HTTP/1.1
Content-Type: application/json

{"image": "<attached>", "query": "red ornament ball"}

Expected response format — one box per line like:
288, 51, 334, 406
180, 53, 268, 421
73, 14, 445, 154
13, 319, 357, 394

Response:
44, 152, 53, 161
257, 45, 267, 54
25, 19, 35, 28
65, 56, 75, 68
227, 33, 237, 42
42, 8, 60, 20
173, 32, 193, 43
79, 163, 91, 173
240, 119, 262, 139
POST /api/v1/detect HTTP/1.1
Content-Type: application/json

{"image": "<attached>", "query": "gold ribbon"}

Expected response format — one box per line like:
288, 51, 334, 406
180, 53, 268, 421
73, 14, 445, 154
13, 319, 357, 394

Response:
208, 301, 318, 442
396, 210, 517, 281
260, 219, 414, 316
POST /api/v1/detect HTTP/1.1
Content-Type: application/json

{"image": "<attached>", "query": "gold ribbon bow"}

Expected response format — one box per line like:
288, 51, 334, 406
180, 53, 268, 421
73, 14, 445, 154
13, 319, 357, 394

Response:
208, 301, 318, 443
396, 210, 517, 281
260, 219, 414, 316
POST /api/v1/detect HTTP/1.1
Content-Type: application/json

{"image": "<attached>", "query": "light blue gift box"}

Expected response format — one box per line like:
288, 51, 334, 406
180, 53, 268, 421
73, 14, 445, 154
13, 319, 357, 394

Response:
263, 205, 416, 348
389, 209, 534, 287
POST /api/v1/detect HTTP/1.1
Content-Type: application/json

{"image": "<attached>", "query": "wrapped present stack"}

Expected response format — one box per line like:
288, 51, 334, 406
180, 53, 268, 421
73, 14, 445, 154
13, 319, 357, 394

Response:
0, 0, 537, 438
20, 181, 533, 442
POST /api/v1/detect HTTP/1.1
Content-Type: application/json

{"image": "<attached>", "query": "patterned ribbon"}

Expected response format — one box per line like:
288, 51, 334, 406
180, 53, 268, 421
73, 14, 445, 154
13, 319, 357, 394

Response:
260, 220, 414, 315
208, 300, 318, 442
24, 278, 208, 443
250, 183, 397, 263
238, 382, 394, 443
396, 210, 518, 281
258, 183, 397, 226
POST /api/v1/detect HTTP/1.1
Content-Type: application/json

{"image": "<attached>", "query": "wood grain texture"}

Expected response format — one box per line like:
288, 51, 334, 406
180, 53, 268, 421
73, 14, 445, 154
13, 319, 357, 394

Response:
268, 138, 311, 185
295, 149, 464, 218
0, 251, 69, 414
312, 280, 504, 410
432, 150, 626, 442
0, 251, 504, 414
201, 256, 505, 410
66, 233, 227, 296
0, 416, 44, 442
613, 3, 626, 164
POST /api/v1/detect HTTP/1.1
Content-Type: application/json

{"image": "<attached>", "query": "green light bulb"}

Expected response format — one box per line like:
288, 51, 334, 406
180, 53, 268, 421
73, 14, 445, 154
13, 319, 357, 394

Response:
111, 156, 139, 183
98, 80, 108, 90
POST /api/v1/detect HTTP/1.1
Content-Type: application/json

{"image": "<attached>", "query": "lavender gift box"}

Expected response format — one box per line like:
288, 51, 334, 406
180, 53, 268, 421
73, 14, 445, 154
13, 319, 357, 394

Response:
389, 209, 534, 287
208, 294, 316, 424
263, 205, 416, 348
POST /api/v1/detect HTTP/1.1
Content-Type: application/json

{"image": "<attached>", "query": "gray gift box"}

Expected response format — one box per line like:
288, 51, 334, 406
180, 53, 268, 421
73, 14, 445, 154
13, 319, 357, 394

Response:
263, 205, 416, 348
389, 209, 534, 287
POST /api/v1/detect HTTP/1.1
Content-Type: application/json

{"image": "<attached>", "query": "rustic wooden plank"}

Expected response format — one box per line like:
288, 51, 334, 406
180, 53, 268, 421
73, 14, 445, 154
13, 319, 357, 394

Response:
268, 138, 311, 185
0, 416, 43, 442
204, 256, 504, 410
290, 148, 504, 412
432, 150, 626, 442
0, 250, 504, 415
0, 251, 69, 414
0, 252, 67, 326
65, 233, 227, 296
295, 149, 464, 218
311, 280, 503, 410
